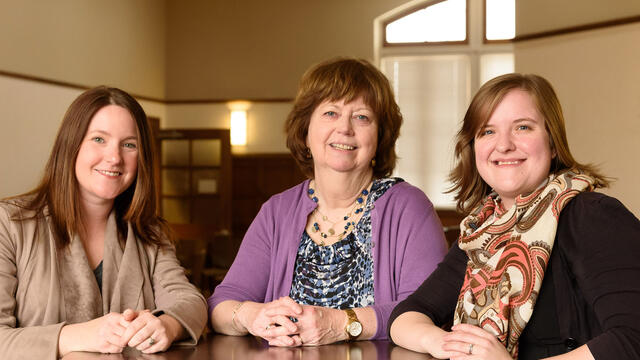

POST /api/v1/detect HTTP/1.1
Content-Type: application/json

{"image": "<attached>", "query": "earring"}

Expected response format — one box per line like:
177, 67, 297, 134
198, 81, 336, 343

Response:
371, 158, 376, 167
306, 148, 312, 159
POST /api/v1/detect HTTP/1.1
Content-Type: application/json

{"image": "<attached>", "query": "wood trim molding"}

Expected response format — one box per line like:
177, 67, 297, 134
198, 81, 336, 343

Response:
0, 69, 165, 103
514, 15, 640, 42
0, 69, 293, 104
164, 97, 293, 104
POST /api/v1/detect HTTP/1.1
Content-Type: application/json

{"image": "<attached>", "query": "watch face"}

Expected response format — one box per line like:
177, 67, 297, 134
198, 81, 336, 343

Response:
348, 321, 363, 336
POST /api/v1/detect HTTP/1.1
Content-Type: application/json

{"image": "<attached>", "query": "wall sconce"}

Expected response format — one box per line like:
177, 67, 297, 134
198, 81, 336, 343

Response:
230, 110, 247, 146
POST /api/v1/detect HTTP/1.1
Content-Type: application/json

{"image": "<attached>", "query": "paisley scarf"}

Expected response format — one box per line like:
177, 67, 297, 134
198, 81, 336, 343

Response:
453, 169, 595, 358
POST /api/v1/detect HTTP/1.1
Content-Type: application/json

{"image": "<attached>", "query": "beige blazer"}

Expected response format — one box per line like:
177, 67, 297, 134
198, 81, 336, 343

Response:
0, 200, 207, 360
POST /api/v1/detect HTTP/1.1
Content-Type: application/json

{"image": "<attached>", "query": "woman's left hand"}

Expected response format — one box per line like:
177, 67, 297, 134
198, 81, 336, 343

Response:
119, 309, 183, 353
442, 324, 512, 360
293, 305, 346, 346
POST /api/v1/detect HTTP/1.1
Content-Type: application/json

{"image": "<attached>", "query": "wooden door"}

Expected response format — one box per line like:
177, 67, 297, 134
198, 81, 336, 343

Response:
153, 128, 232, 293
156, 129, 232, 231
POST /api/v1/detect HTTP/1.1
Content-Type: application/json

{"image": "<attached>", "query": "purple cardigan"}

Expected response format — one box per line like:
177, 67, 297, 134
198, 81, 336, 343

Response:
208, 179, 447, 339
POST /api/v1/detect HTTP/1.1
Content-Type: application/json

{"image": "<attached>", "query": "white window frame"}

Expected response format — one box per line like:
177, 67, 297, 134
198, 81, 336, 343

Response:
374, 0, 513, 95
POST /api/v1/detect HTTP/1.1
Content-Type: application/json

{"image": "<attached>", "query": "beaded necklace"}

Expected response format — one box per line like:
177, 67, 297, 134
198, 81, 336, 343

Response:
307, 182, 370, 244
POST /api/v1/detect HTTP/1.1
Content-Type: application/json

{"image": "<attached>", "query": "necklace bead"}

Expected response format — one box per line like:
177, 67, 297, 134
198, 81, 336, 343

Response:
307, 182, 370, 243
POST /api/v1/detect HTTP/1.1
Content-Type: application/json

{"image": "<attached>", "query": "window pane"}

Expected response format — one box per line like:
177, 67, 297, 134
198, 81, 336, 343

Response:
386, 0, 466, 43
192, 139, 221, 166
162, 139, 189, 166
192, 169, 220, 194
381, 55, 470, 208
480, 53, 514, 85
486, 0, 515, 40
162, 169, 190, 196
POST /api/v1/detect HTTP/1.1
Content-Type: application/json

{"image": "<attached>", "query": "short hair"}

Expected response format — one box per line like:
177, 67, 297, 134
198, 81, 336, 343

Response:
285, 57, 403, 178
448, 73, 609, 213
15, 86, 168, 248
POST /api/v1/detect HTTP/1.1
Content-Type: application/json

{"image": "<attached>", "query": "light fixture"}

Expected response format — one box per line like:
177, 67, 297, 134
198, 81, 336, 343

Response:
230, 110, 247, 146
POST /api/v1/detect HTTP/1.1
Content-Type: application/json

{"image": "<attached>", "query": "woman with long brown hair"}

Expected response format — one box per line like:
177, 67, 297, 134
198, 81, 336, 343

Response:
0, 86, 206, 359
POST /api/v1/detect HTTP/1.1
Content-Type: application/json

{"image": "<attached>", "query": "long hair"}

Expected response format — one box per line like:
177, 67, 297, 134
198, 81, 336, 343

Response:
285, 57, 403, 179
448, 73, 609, 213
11, 86, 169, 248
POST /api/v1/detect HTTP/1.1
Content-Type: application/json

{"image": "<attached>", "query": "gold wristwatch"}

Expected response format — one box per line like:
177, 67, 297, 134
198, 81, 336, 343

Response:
344, 308, 362, 340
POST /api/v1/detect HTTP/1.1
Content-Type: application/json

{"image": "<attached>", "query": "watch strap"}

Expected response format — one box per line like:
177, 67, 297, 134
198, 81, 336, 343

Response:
344, 308, 361, 340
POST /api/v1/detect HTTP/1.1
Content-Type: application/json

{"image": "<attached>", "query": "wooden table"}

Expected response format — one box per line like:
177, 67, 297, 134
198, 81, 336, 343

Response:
62, 334, 436, 359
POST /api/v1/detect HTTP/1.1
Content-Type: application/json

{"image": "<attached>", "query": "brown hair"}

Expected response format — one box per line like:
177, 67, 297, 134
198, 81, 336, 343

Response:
448, 73, 609, 213
285, 57, 403, 178
11, 86, 168, 248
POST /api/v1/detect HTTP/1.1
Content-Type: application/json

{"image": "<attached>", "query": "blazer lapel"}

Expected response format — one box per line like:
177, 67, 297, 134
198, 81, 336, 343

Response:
57, 233, 102, 323
102, 213, 146, 313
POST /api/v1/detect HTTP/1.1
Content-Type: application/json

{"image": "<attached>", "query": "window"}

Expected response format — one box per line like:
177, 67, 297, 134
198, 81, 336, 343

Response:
375, 0, 514, 208
385, 0, 467, 44
485, 0, 515, 41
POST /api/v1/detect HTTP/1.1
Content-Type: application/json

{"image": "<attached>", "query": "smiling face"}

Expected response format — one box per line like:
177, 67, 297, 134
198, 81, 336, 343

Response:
474, 89, 555, 209
306, 96, 378, 178
75, 105, 139, 208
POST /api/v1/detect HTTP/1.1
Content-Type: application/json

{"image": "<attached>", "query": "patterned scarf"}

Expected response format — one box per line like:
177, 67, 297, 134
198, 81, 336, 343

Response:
453, 169, 595, 358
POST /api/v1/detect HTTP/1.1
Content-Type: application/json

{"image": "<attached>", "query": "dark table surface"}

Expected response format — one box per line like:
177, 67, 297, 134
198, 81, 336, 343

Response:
62, 334, 436, 360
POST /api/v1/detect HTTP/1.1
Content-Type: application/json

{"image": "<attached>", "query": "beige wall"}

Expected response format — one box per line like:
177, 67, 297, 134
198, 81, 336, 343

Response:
165, 0, 407, 100
0, 0, 166, 99
163, 102, 292, 154
1, 0, 640, 217
517, 0, 640, 35
0, 76, 166, 198
515, 22, 640, 216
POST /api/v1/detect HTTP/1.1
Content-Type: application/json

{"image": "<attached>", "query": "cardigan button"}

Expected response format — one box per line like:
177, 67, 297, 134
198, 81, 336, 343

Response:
371, 241, 375, 248
564, 337, 579, 350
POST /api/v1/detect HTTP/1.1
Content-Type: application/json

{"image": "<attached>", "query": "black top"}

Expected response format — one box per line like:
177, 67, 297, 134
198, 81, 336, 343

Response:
389, 192, 640, 359
93, 260, 103, 292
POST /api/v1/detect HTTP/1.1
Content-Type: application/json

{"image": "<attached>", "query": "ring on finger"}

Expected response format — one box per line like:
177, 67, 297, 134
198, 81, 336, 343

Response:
149, 337, 156, 346
468, 343, 474, 355
265, 324, 272, 331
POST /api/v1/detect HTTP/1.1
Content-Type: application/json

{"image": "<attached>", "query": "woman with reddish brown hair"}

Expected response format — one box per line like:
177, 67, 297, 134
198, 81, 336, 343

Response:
0, 86, 207, 359
209, 57, 448, 346
389, 73, 640, 359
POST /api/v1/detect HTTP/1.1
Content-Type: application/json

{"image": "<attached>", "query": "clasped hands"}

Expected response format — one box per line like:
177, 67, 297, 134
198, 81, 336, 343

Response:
59, 309, 180, 356
439, 324, 512, 360
238, 296, 346, 347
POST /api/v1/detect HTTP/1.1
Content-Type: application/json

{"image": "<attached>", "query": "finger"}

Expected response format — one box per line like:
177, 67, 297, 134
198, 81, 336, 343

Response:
122, 309, 139, 322
281, 296, 302, 314
109, 323, 129, 338
270, 315, 298, 332
138, 334, 160, 353
141, 332, 168, 354
122, 316, 153, 347
104, 331, 130, 350
100, 344, 125, 354
442, 339, 476, 355
263, 304, 302, 318
264, 323, 297, 338
452, 323, 496, 339
277, 296, 303, 314
128, 322, 157, 348
290, 335, 303, 347
444, 328, 487, 344
267, 335, 296, 347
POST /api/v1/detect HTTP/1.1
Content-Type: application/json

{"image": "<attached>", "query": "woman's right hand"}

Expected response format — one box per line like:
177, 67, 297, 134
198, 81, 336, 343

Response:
237, 297, 303, 346
58, 311, 137, 356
